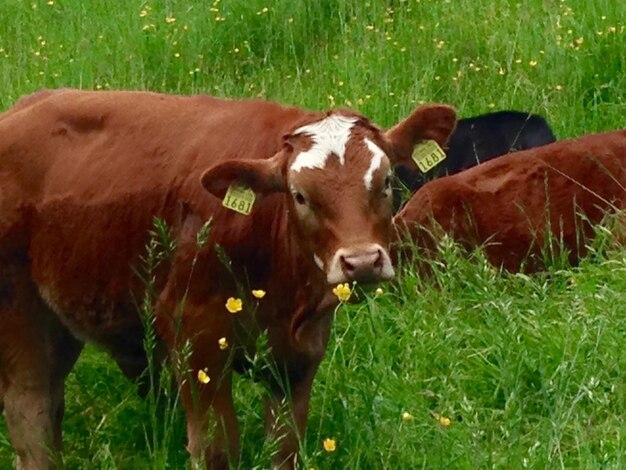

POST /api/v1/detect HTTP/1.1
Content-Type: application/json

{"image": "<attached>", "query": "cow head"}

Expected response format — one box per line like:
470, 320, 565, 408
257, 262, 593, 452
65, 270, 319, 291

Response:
200, 104, 456, 285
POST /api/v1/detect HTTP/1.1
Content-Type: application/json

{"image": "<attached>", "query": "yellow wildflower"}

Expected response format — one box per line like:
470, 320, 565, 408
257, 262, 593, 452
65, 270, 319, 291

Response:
197, 369, 211, 384
225, 297, 243, 313
165, 16, 176, 24
402, 411, 413, 422
439, 416, 451, 427
252, 289, 266, 299
375, 287, 384, 297
323, 438, 336, 452
218, 337, 229, 350
332, 283, 351, 302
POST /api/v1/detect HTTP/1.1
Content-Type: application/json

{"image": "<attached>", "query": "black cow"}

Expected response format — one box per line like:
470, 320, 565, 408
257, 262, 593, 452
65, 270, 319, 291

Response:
394, 110, 556, 209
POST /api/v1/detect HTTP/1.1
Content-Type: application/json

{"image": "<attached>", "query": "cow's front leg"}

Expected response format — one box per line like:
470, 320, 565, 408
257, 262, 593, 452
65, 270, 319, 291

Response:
182, 372, 239, 470
157, 282, 240, 469
264, 364, 319, 469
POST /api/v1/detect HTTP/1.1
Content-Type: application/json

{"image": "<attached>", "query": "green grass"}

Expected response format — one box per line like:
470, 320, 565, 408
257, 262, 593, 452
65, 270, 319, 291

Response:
1, 0, 625, 468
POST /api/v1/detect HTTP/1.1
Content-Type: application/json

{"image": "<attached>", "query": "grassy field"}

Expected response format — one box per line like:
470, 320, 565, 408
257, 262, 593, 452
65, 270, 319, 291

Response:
1, 0, 625, 468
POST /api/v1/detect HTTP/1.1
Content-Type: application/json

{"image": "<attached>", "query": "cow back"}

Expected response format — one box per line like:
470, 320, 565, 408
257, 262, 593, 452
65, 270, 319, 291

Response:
395, 129, 626, 272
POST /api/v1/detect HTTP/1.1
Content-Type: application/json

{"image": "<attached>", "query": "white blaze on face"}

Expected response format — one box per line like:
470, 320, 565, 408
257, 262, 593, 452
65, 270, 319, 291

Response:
290, 115, 358, 172
363, 138, 385, 191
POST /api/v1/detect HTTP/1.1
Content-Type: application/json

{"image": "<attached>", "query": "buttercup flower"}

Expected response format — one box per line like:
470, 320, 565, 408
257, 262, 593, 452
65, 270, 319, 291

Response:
218, 337, 229, 350
252, 289, 266, 299
225, 297, 243, 313
375, 287, 384, 297
323, 438, 336, 452
197, 369, 211, 384
332, 283, 351, 302
439, 416, 451, 427
402, 411, 413, 422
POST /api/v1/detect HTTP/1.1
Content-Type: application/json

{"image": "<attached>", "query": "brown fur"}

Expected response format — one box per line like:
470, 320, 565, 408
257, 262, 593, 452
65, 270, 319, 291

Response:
0, 89, 456, 469
394, 129, 626, 272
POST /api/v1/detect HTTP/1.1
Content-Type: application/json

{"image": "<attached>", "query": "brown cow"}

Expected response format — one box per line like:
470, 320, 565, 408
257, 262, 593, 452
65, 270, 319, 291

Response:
0, 89, 456, 469
394, 129, 626, 273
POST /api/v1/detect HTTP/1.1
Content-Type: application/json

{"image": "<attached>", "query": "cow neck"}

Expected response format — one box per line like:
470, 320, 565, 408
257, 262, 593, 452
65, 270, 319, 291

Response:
261, 193, 329, 308
184, 191, 329, 309
272, 200, 338, 354
216, 192, 334, 354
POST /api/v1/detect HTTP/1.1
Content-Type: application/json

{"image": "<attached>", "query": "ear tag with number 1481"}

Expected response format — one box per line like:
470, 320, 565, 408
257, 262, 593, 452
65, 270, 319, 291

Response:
222, 185, 256, 215
412, 140, 447, 173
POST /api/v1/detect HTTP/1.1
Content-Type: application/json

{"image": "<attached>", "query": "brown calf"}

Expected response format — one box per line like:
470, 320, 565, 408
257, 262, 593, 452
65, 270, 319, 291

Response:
0, 89, 456, 468
394, 130, 626, 272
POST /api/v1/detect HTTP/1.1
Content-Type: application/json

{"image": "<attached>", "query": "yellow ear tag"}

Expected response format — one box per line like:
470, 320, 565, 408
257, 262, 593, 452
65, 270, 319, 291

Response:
223, 185, 256, 215
411, 140, 447, 173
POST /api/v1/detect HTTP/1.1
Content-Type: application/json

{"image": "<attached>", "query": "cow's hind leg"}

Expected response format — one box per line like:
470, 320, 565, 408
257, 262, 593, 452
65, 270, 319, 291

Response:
107, 324, 163, 398
49, 327, 83, 451
0, 267, 83, 469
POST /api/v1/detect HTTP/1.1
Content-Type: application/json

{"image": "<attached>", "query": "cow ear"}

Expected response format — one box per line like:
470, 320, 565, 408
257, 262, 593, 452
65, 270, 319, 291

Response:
200, 152, 288, 199
385, 104, 457, 167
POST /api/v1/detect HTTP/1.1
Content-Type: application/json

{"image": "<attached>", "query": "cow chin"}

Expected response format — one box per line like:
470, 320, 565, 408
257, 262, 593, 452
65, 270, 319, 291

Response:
326, 244, 395, 285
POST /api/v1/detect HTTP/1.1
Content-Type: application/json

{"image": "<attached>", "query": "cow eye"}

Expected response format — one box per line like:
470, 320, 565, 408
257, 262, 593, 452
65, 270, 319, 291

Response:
382, 175, 393, 197
294, 192, 307, 205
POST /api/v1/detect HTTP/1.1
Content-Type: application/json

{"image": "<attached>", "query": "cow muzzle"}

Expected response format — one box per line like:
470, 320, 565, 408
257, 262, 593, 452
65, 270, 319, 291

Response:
327, 244, 395, 284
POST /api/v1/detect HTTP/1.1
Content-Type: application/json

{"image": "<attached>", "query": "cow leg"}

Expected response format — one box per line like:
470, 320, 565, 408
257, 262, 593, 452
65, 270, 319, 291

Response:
0, 268, 82, 469
108, 333, 159, 398
3, 386, 56, 470
157, 285, 240, 468
2, 322, 82, 470
265, 366, 318, 470
182, 373, 239, 469
49, 328, 83, 450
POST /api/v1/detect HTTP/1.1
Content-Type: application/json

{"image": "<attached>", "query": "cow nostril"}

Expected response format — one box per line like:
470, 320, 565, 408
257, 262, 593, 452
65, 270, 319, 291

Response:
373, 249, 383, 269
340, 255, 355, 274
